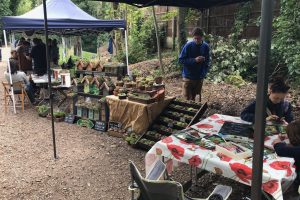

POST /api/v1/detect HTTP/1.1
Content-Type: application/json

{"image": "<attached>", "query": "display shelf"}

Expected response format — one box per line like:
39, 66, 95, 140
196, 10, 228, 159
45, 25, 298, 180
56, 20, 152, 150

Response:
76, 92, 103, 99
135, 99, 208, 151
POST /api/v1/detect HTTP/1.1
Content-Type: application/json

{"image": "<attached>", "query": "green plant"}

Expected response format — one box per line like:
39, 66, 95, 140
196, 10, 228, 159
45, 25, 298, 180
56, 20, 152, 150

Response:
272, 0, 300, 87
36, 105, 50, 117
153, 69, 162, 78
53, 111, 65, 118
125, 132, 139, 145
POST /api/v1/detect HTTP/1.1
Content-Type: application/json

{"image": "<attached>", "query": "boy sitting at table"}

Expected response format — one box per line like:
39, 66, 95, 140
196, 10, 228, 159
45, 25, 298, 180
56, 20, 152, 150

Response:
273, 120, 300, 193
241, 78, 293, 124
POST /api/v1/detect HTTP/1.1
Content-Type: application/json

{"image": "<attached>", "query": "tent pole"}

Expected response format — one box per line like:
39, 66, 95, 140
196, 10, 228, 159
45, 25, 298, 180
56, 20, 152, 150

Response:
12, 33, 16, 48
251, 0, 274, 199
3, 30, 8, 47
43, 0, 57, 159
124, 29, 129, 75
3, 30, 16, 114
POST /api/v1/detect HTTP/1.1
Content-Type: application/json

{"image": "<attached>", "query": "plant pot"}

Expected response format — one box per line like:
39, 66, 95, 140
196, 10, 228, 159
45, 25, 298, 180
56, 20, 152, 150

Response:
132, 75, 137, 82
113, 90, 119, 96
145, 86, 152, 91
139, 85, 145, 91
155, 76, 163, 84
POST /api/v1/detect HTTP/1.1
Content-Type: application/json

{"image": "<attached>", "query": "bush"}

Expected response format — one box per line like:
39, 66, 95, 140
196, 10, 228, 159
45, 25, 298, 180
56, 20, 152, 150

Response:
207, 35, 259, 83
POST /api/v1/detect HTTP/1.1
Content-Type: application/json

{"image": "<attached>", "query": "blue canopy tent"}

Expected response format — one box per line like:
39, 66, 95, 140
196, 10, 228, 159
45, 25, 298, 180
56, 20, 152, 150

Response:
1, 0, 129, 160
1, 0, 126, 34
92, 0, 275, 200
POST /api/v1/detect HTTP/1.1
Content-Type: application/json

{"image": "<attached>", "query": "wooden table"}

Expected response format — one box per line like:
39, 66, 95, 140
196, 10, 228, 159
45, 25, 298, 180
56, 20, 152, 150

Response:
106, 95, 174, 134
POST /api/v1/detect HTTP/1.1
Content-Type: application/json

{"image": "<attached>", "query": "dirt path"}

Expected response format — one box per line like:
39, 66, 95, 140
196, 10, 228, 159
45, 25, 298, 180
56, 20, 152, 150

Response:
0, 61, 146, 200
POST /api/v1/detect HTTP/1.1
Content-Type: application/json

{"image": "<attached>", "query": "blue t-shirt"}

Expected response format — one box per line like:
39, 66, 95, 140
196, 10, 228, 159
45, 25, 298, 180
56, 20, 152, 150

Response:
179, 40, 210, 80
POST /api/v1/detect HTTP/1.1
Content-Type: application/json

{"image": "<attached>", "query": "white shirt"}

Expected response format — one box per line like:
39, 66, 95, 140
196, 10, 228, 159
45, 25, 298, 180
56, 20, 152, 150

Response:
4, 71, 29, 85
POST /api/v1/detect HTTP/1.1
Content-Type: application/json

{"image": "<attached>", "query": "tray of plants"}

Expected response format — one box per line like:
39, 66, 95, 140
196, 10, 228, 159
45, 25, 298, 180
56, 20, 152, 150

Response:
135, 99, 208, 151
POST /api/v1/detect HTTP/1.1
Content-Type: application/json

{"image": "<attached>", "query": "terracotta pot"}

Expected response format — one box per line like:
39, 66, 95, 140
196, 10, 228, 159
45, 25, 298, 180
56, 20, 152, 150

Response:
155, 77, 163, 84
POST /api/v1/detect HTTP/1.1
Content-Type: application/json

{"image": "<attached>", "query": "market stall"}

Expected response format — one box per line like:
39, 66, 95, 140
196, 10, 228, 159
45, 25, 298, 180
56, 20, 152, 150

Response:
1, 0, 127, 158
145, 114, 296, 200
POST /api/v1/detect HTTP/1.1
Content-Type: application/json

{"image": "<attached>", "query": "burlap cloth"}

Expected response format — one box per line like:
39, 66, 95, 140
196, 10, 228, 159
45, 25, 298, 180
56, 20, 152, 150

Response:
106, 95, 174, 134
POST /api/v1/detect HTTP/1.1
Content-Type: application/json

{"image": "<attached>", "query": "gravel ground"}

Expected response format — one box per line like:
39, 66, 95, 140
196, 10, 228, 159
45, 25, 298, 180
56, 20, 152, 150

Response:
0, 59, 299, 200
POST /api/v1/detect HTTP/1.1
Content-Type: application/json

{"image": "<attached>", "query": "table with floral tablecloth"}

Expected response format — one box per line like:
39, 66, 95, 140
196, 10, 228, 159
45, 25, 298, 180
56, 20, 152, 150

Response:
145, 114, 296, 200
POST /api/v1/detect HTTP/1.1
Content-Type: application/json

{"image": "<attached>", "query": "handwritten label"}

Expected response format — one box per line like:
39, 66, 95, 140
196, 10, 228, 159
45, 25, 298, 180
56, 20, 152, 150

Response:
64, 114, 75, 124
167, 123, 174, 128
109, 121, 122, 130
94, 121, 107, 132
180, 117, 186, 123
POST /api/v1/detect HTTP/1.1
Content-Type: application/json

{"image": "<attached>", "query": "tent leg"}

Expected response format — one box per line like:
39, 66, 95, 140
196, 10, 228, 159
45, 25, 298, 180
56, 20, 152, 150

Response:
7, 60, 17, 114
3, 30, 8, 48
124, 30, 129, 75
12, 33, 15, 48
3, 30, 16, 114
251, 0, 274, 199
43, 0, 58, 159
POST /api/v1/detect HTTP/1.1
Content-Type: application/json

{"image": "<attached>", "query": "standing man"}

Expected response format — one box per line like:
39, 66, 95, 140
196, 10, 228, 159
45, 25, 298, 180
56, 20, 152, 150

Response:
179, 27, 210, 102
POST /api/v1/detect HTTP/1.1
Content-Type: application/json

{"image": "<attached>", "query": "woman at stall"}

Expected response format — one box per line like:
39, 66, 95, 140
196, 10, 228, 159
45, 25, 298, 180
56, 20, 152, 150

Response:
241, 78, 293, 123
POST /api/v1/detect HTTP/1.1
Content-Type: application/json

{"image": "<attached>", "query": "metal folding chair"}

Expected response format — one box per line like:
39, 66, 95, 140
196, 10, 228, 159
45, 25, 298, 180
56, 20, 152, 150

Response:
128, 160, 232, 200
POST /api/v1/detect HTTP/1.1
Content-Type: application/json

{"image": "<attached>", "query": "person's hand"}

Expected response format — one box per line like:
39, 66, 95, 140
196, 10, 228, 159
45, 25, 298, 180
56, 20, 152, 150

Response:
195, 56, 205, 63
266, 115, 279, 121
272, 138, 282, 145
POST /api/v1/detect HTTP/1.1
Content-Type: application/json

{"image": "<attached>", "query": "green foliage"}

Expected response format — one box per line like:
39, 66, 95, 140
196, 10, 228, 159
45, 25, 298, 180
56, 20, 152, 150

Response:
16, 0, 33, 15
207, 35, 259, 83
273, 0, 300, 86
225, 74, 247, 87
230, 2, 253, 44
116, 7, 166, 64
0, 0, 12, 39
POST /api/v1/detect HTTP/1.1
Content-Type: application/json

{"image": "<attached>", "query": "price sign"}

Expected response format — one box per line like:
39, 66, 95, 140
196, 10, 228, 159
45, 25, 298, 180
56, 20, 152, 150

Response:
167, 123, 174, 128
180, 117, 186, 123
94, 121, 107, 132
64, 114, 75, 124
109, 121, 122, 130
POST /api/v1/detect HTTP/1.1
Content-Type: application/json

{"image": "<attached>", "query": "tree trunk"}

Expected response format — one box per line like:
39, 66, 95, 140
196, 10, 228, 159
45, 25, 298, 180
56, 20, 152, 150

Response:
177, 7, 188, 54
152, 6, 164, 74
112, 2, 122, 54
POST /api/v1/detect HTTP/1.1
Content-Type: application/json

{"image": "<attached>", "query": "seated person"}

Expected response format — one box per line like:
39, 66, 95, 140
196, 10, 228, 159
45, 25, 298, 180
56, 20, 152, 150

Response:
4, 51, 36, 104
273, 120, 300, 190
241, 78, 293, 123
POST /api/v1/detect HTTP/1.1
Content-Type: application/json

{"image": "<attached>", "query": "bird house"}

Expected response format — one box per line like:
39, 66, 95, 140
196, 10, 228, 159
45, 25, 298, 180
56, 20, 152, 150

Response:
76, 60, 85, 71
60, 72, 71, 87
85, 62, 94, 71
81, 76, 91, 93
95, 62, 103, 72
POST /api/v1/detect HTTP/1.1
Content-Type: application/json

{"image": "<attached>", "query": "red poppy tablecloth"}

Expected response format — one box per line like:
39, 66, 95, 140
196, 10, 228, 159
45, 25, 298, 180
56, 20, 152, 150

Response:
145, 114, 296, 200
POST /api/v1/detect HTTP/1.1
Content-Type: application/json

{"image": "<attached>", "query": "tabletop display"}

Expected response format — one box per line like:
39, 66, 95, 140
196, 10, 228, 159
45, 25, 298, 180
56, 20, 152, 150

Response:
145, 114, 296, 200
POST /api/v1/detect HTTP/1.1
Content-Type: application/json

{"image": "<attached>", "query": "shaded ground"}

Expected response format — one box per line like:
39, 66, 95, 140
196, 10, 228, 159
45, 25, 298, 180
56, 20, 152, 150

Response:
0, 57, 299, 200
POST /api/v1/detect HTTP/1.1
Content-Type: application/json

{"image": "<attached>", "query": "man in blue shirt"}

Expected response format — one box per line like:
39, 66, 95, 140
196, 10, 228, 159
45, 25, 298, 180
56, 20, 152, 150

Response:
179, 28, 210, 101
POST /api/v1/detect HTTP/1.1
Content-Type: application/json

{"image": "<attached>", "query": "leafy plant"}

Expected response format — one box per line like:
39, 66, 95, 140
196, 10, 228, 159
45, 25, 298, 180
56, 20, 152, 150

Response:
53, 111, 65, 118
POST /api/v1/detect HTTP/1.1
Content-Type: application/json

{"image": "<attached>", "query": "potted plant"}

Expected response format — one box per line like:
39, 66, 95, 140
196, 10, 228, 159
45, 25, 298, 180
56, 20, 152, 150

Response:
153, 70, 163, 84
131, 69, 140, 81
36, 105, 50, 117
48, 111, 66, 122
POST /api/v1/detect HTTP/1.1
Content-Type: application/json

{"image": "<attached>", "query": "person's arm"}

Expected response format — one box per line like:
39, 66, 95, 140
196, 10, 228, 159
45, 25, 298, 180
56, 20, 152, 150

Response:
274, 142, 300, 158
240, 101, 256, 123
204, 44, 211, 68
284, 102, 294, 123
179, 43, 197, 66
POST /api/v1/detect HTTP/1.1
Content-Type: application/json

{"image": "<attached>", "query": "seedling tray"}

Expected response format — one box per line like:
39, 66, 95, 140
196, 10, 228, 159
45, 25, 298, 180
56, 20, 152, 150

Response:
172, 99, 202, 109
128, 96, 156, 104
135, 99, 208, 151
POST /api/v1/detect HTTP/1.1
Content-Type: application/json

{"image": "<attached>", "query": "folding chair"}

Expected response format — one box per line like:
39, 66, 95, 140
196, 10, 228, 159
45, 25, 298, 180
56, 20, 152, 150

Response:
2, 81, 31, 112
129, 160, 232, 200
